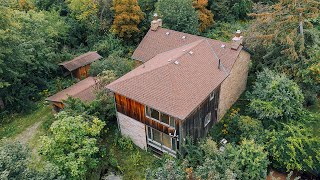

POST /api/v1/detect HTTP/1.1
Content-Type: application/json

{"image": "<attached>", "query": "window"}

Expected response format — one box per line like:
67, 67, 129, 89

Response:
162, 133, 171, 149
169, 117, 175, 128
150, 108, 159, 120
161, 113, 169, 124
145, 106, 175, 128
210, 91, 215, 101
153, 129, 162, 144
204, 112, 212, 127
147, 127, 177, 151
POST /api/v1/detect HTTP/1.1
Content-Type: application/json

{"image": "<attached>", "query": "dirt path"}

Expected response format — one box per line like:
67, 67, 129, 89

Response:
14, 121, 42, 145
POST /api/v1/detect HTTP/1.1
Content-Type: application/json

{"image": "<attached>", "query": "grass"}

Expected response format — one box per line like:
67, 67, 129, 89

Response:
0, 103, 52, 139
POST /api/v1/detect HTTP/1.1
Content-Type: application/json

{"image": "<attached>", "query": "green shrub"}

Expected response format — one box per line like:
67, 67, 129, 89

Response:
265, 123, 320, 173
195, 138, 269, 180
89, 55, 134, 77
210, 109, 264, 144
247, 69, 304, 124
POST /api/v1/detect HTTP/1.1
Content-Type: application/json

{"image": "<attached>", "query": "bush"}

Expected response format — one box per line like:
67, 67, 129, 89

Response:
89, 55, 135, 77
195, 138, 269, 180
247, 69, 304, 123
210, 109, 264, 144
265, 123, 320, 173
0, 141, 65, 179
40, 112, 105, 179
92, 34, 126, 57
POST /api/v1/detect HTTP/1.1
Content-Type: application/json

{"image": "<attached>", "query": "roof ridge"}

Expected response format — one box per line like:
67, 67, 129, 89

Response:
108, 40, 204, 86
59, 51, 98, 65
204, 39, 229, 75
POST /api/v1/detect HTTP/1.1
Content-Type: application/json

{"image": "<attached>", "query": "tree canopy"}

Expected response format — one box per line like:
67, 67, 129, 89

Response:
40, 112, 105, 179
156, 0, 199, 34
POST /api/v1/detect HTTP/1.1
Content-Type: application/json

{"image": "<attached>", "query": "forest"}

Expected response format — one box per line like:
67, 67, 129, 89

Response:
0, 0, 319, 179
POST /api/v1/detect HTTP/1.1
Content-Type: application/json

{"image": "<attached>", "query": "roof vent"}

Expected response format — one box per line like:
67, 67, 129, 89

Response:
188, 51, 194, 55
174, 61, 179, 65
165, 32, 170, 35
221, 44, 226, 48
182, 36, 186, 39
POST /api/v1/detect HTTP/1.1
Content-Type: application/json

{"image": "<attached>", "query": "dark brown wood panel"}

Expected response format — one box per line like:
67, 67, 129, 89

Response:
114, 93, 178, 135
181, 86, 220, 141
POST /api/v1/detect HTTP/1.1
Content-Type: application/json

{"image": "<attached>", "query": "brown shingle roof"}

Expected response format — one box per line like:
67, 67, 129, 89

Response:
132, 28, 243, 73
46, 77, 97, 103
107, 28, 243, 120
59, 52, 102, 71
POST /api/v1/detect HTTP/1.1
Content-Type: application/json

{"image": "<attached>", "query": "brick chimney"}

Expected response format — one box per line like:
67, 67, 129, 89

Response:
151, 13, 162, 31
231, 30, 243, 50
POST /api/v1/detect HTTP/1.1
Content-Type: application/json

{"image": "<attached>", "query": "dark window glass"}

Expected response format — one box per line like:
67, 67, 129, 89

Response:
161, 113, 169, 124
150, 108, 160, 120
162, 133, 171, 149
153, 129, 161, 144
172, 138, 177, 151
169, 117, 175, 127
147, 126, 152, 139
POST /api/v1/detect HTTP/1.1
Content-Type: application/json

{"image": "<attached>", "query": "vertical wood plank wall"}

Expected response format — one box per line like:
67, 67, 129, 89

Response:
181, 86, 220, 141
114, 93, 178, 136
72, 64, 91, 79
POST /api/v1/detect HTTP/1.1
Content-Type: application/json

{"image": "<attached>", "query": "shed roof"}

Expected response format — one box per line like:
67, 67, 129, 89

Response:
107, 27, 243, 120
46, 77, 97, 103
59, 52, 102, 71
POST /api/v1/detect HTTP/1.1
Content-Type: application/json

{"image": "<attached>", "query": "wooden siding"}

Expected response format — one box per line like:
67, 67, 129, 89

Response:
180, 86, 220, 141
114, 93, 178, 136
72, 64, 91, 80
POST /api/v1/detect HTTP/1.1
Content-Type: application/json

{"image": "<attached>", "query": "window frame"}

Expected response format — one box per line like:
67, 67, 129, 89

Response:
147, 126, 177, 151
210, 90, 215, 101
145, 106, 176, 129
204, 112, 212, 127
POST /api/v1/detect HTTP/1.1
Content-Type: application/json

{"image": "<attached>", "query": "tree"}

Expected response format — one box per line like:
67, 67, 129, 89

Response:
246, 0, 320, 93
0, 6, 69, 112
154, 159, 186, 180
89, 54, 135, 77
0, 141, 65, 180
196, 138, 269, 180
247, 69, 304, 123
156, 0, 199, 34
266, 123, 320, 174
0, 141, 29, 179
210, 0, 253, 21
111, 0, 144, 39
92, 33, 126, 57
211, 110, 265, 144
66, 0, 99, 21
40, 112, 105, 179
192, 0, 214, 32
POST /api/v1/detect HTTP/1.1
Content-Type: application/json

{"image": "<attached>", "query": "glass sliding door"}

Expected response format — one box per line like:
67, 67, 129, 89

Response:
146, 126, 177, 155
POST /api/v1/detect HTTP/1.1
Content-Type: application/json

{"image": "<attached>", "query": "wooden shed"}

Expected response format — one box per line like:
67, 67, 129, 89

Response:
59, 52, 102, 80
46, 77, 97, 112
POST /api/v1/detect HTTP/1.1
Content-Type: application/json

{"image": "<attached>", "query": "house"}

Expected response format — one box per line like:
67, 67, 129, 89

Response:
46, 77, 97, 112
59, 51, 102, 80
106, 18, 250, 156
